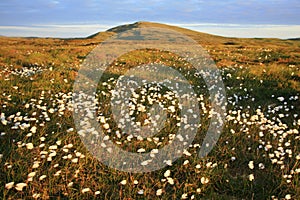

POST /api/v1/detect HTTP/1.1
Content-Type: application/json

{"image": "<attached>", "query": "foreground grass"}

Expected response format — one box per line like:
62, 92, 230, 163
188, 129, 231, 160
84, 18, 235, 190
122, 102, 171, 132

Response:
0, 22, 300, 199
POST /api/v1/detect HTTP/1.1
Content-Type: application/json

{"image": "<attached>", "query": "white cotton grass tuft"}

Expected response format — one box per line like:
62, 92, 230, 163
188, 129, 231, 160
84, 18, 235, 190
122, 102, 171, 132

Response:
49, 145, 58, 150
28, 171, 36, 179
164, 160, 172, 166
200, 177, 209, 184
15, 183, 27, 191
67, 182, 74, 187
164, 170, 171, 177
248, 161, 254, 169
137, 189, 144, 195
285, 194, 292, 199
26, 143, 34, 150
249, 174, 255, 181
181, 193, 188, 199
120, 180, 127, 185
39, 175, 47, 181
156, 189, 163, 196
183, 160, 189, 165
32, 193, 41, 199
5, 182, 14, 190
167, 177, 174, 185
81, 188, 91, 193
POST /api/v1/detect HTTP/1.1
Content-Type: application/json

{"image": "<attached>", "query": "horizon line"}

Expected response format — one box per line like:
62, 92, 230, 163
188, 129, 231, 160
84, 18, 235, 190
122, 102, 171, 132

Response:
0, 22, 300, 39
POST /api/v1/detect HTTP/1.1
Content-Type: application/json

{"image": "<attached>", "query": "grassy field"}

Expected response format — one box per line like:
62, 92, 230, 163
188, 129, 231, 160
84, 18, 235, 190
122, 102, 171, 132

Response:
0, 22, 300, 199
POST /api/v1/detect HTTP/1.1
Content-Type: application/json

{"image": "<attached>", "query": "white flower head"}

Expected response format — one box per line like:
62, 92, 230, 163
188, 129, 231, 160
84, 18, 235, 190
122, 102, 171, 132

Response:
248, 161, 254, 169
26, 143, 34, 150
181, 193, 188, 199
81, 188, 91, 193
120, 180, 127, 185
39, 175, 47, 181
167, 177, 174, 185
200, 177, 209, 184
49, 145, 58, 150
28, 171, 36, 178
258, 163, 265, 170
164, 170, 171, 177
137, 189, 144, 195
249, 174, 255, 181
5, 182, 14, 190
15, 183, 27, 191
103, 123, 110, 130
32, 193, 41, 199
285, 194, 291, 200
156, 189, 163, 196
67, 182, 74, 187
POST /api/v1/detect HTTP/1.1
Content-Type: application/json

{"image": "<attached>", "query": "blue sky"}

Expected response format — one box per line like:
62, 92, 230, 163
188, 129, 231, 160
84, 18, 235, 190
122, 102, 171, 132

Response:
0, 0, 299, 38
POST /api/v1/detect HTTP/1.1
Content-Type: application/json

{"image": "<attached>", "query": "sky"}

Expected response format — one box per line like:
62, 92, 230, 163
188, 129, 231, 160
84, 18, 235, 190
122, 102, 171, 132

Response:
0, 0, 299, 38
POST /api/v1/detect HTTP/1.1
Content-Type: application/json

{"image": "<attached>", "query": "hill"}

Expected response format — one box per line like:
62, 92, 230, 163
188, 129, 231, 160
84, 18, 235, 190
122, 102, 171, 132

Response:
89, 21, 300, 46
89, 21, 235, 45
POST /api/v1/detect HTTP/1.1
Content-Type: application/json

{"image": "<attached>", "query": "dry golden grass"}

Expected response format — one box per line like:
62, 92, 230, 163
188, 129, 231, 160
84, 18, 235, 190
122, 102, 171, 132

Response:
0, 22, 299, 199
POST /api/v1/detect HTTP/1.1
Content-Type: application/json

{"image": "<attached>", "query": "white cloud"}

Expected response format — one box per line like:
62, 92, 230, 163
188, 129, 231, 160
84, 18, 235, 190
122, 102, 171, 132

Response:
47, 0, 60, 8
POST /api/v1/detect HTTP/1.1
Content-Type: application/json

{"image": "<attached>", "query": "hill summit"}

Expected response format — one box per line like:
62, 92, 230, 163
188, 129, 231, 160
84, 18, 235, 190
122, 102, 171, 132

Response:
87, 21, 228, 44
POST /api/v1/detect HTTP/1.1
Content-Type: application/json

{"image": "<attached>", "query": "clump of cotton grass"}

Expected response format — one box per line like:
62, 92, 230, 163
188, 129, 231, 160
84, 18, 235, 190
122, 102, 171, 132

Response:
1, 64, 46, 78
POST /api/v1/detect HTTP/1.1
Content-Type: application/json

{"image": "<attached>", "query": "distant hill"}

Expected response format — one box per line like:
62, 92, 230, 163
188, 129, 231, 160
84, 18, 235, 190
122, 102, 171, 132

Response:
87, 21, 230, 45
87, 21, 299, 47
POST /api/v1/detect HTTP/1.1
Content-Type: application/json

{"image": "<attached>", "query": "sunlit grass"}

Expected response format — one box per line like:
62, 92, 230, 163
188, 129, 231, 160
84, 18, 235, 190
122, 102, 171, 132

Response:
0, 22, 299, 199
